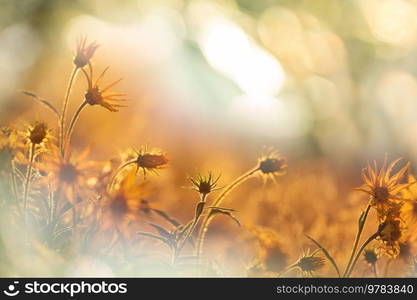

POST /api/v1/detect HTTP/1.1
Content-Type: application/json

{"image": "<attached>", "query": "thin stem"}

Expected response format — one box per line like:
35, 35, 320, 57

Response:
277, 262, 299, 277
23, 143, 36, 244
108, 160, 137, 191
60, 67, 79, 156
343, 203, 371, 277
196, 167, 259, 258
175, 194, 207, 264
346, 230, 380, 277
63, 100, 88, 155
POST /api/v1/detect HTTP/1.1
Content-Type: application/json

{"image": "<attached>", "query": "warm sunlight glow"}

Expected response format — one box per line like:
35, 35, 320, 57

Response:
200, 17, 285, 100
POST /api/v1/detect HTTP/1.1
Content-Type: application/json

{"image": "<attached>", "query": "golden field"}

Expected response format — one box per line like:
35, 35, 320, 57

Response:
0, 0, 417, 277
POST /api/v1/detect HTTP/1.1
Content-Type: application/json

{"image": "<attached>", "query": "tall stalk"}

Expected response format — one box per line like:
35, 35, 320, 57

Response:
345, 229, 380, 277
63, 101, 88, 155
196, 167, 259, 258
22, 143, 36, 243
174, 194, 207, 263
343, 203, 371, 277
60, 67, 79, 156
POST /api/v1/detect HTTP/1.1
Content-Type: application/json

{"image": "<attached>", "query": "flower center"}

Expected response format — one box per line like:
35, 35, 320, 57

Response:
85, 87, 103, 106
259, 158, 284, 174
59, 163, 79, 183
374, 187, 389, 203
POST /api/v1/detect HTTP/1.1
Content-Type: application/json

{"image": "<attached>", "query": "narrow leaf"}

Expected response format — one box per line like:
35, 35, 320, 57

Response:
305, 234, 341, 277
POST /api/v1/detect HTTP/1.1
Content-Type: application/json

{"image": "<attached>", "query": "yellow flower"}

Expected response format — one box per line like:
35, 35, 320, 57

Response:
36, 147, 98, 204
354, 158, 411, 216
83, 67, 127, 112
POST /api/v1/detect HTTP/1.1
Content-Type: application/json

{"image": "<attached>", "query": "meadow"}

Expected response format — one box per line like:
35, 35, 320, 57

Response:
0, 0, 417, 278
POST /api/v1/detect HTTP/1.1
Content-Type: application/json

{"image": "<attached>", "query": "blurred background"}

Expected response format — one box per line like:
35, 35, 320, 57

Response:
1, 0, 417, 276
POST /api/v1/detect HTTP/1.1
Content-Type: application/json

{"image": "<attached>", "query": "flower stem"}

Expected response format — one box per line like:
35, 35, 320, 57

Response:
63, 100, 88, 155
23, 143, 36, 244
60, 67, 79, 156
196, 167, 259, 258
174, 194, 207, 264
343, 203, 371, 277
345, 230, 380, 277
108, 160, 137, 191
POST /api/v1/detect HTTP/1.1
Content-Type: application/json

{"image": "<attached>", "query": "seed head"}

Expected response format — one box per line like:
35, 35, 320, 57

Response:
257, 151, 287, 182
297, 255, 325, 273
133, 146, 169, 178
189, 172, 221, 197
294, 249, 325, 274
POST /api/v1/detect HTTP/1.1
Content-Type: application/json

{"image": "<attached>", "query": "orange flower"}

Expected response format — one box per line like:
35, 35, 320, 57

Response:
354, 158, 411, 216
74, 36, 99, 68
82, 67, 127, 112
36, 147, 98, 204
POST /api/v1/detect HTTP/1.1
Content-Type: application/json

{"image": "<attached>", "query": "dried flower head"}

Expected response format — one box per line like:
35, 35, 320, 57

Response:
363, 248, 378, 265
28, 122, 48, 145
134, 147, 169, 177
83, 67, 127, 112
295, 249, 325, 275
189, 172, 221, 197
377, 206, 407, 258
257, 151, 286, 182
354, 157, 411, 216
74, 36, 99, 68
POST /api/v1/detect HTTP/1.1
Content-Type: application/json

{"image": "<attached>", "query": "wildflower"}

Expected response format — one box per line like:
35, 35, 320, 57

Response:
74, 36, 99, 68
36, 147, 98, 204
295, 249, 325, 275
28, 122, 48, 145
83, 67, 127, 112
257, 151, 286, 181
136, 153, 168, 172
363, 248, 378, 265
189, 172, 221, 197
377, 206, 406, 258
354, 158, 411, 216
